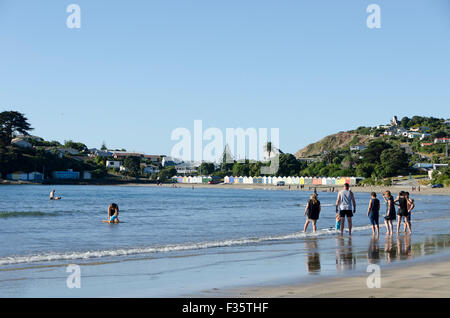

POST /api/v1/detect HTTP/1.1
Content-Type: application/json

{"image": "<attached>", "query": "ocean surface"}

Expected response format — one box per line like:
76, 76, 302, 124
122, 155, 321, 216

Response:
0, 185, 449, 297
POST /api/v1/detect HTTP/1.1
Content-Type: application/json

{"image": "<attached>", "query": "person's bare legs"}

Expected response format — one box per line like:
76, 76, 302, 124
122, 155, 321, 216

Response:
303, 220, 310, 232
385, 220, 391, 235
312, 220, 317, 233
340, 216, 345, 235
396, 217, 402, 234
371, 225, 375, 236
348, 217, 352, 236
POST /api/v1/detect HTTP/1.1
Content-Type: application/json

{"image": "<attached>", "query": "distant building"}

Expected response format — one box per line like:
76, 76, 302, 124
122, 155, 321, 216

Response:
57, 147, 79, 155
142, 155, 162, 164
143, 165, 159, 175
106, 160, 122, 169
421, 142, 433, 147
350, 145, 367, 151
162, 157, 176, 167
52, 170, 80, 180
82, 171, 92, 180
391, 116, 399, 126
434, 137, 450, 144
11, 138, 32, 149
112, 152, 142, 160
6, 171, 44, 182
88, 148, 113, 157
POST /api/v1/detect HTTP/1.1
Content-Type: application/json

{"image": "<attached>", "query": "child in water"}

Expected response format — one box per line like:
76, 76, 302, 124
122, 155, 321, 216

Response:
107, 203, 119, 224
335, 213, 341, 231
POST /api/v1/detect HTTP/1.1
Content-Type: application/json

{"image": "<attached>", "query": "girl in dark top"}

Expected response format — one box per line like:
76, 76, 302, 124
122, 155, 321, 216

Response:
395, 191, 411, 234
382, 191, 396, 235
367, 192, 380, 236
107, 203, 119, 224
303, 193, 321, 233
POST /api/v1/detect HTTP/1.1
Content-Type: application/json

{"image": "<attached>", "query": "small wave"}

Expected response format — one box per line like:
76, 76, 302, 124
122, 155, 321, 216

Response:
0, 211, 59, 219
0, 225, 371, 265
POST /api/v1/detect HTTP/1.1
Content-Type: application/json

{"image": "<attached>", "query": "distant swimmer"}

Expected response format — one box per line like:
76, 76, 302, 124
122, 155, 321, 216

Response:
107, 203, 120, 224
49, 189, 61, 200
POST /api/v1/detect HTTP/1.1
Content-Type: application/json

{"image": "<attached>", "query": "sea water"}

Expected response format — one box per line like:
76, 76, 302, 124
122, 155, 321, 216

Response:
0, 185, 449, 296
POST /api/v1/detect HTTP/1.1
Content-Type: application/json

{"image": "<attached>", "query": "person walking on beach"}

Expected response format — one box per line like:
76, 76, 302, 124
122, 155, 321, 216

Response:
382, 191, 396, 235
107, 203, 120, 224
303, 193, 321, 233
404, 192, 415, 233
335, 183, 356, 235
395, 191, 411, 234
367, 192, 380, 236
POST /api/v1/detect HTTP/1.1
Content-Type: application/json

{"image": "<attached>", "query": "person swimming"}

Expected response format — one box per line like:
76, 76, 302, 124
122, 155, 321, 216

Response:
49, 189, 61, 200
107, 203, 119, 223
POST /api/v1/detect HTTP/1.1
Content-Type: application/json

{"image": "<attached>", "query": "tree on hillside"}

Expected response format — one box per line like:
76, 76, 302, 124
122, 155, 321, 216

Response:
277, 153, 301, 176
199, 162, 215, 175
378, 148, 409, 177
361, 140, 392, 164
123, 156, 141, 178
0, 111, 33, 146
64, 140, 88, 153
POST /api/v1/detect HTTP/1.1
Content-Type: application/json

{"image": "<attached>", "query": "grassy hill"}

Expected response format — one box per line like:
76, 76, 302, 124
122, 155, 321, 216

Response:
295, 131, 373, 158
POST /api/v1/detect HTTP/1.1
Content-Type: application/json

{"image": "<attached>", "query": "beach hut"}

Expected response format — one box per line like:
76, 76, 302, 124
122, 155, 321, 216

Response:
299, 177, 305, 185
293, 177, 300, 185
248, 176, 254, 184
229, 176, 235, 184
331, 177, 336, 185
238, 177, 244, 184
350, 177, 357, 185
233, 176, 239, 184
326, 177, 332, 185
267, 176, 273, 184
286, 176, 293, 185
312, 177, 320, 185
306, 177, 313, 185
322, 177, 328, 185
224, 176, 229, 184
257, 177, 263, 184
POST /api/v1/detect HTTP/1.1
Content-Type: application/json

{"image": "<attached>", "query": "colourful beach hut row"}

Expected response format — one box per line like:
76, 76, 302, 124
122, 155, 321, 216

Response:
222, 176, 363, 185
172, 176, 212, 184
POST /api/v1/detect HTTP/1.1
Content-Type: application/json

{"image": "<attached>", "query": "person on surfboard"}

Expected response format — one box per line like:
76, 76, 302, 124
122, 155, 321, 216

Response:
107, 203, 120, 223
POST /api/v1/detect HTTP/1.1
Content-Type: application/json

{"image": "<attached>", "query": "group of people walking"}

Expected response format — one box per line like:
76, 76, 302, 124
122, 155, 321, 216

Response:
303, 183, 415, 236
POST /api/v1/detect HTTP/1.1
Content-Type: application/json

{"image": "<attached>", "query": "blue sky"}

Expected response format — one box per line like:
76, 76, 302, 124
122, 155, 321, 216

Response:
1, 0, 449, 157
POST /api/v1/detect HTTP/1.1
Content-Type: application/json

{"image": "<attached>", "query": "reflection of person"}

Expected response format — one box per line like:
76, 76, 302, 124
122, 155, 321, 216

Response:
367, 236, 380, 264
335, 183, 356, 235
303, 193, 321, 233
367, 192, 380, 236
305, 238, 321, 273
335, 237, 356, 271
107, 203, 119, 223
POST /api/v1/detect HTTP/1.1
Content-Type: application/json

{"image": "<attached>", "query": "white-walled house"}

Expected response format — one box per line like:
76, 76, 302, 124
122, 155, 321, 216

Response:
106, 160, 122, 169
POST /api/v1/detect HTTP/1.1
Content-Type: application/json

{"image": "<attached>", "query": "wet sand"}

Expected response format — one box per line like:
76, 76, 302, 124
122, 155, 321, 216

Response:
212, 258, 450, 298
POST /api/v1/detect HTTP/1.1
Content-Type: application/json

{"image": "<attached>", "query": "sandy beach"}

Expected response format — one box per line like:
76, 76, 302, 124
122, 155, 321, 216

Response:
212, 258, 450, 298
